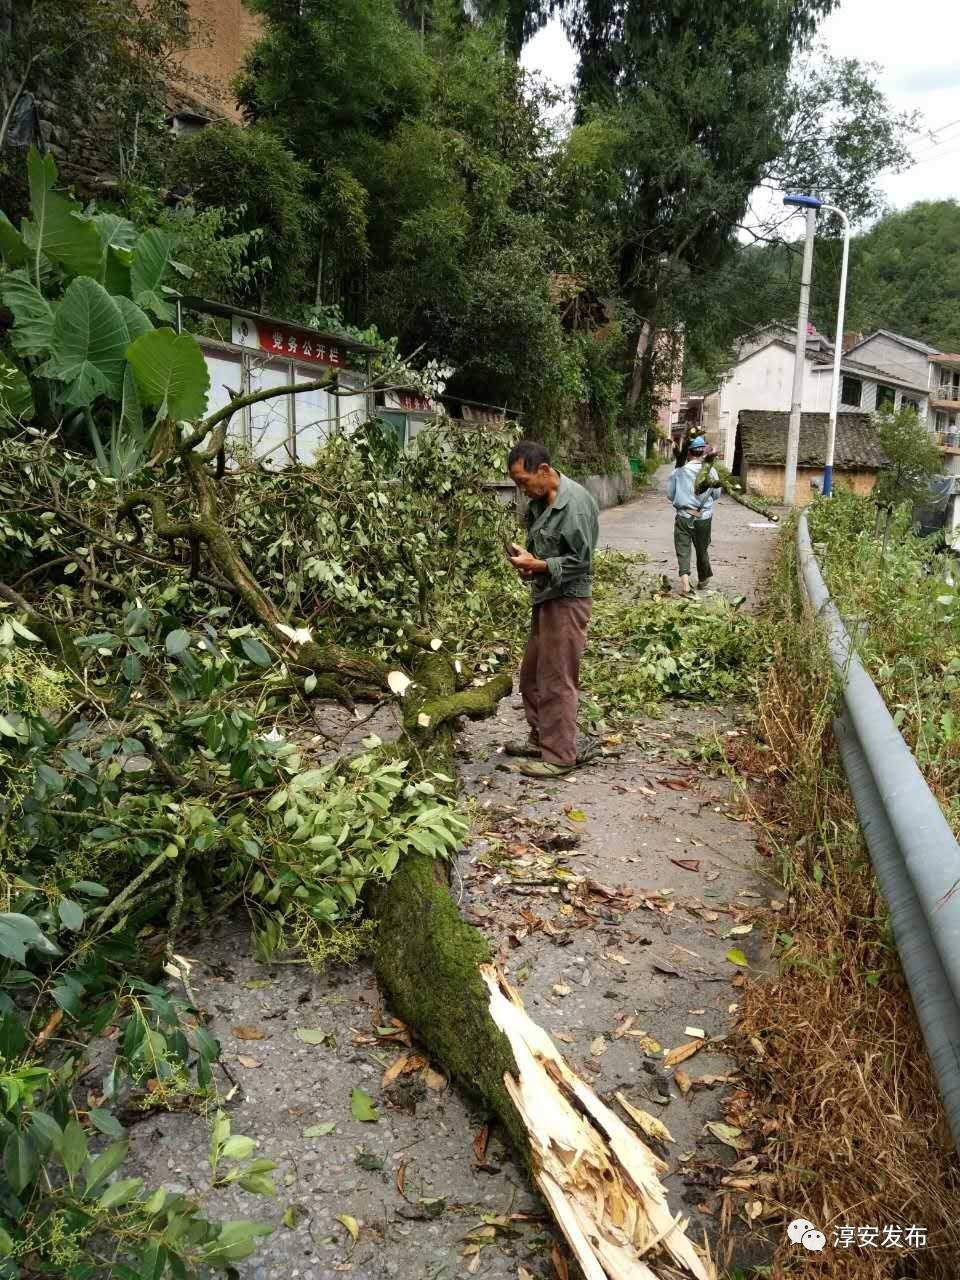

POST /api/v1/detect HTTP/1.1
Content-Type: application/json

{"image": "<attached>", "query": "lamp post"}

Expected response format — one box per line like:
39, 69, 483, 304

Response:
782, 194, 852, 499
781, 196, 818, 506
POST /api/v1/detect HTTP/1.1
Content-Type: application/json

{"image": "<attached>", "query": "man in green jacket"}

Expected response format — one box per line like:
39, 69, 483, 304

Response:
504, 440, 600, 778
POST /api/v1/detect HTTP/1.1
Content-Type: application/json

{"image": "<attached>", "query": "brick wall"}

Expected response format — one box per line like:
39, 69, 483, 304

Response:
745, 464, 879, 506
176, 0, 263, 120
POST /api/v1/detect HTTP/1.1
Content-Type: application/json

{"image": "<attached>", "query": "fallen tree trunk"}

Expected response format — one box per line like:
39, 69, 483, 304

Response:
372, 648, 717, 1279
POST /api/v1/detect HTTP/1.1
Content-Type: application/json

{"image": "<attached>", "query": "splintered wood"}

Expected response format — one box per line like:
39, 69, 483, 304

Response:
480, 965, 715, 1280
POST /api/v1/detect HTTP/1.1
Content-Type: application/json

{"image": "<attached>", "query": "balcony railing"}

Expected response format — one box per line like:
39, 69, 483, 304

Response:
937, 431, 960, 449
933, 382, 960, 402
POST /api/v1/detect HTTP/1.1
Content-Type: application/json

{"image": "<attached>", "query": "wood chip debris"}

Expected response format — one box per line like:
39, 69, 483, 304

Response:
481, 965, 716, 1280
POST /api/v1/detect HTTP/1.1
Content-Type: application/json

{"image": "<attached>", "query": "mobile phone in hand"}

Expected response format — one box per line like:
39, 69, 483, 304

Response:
504, 540, 520, 558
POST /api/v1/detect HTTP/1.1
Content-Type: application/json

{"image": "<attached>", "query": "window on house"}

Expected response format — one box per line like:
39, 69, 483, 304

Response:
876, 384, 896, 411
936, 412, 947, 432
902, 397, 920, 414
840, 375, 862, 407
173, 1, 189, 34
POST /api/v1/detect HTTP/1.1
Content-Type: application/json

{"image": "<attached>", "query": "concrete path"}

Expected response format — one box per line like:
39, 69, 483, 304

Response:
126, 476, 782, 1280
601, 464, 780, 606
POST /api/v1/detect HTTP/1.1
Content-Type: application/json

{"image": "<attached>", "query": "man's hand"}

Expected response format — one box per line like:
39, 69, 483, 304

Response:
508, 547, 547, 577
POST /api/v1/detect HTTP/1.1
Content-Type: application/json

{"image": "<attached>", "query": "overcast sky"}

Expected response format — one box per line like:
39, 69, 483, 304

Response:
521, 0, 960, 218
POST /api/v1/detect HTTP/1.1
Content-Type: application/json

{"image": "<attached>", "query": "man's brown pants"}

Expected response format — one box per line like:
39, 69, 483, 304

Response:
519, 597, 593, 765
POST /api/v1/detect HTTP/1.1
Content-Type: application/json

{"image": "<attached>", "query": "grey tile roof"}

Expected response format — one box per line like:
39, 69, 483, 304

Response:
848, 329, 942, 357
737, 411, 888, 469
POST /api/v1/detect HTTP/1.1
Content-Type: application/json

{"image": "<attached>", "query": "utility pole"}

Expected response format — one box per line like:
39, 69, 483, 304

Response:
820, 205, 851, 496
784, 206, 817, 507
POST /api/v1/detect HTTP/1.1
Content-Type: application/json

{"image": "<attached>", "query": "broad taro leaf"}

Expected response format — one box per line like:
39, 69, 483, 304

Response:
39, 276, 128, 407
115, 295, 154, 343
126, 327, 209, 423
22, 148, 101, 279
131, 228, 177, 320
0, 270, 55, 357
120, 364, 147, 446
0, 210, 29, 268
0, 356, 35, 422
104, 246, 133, 299
93, 213, 137, 285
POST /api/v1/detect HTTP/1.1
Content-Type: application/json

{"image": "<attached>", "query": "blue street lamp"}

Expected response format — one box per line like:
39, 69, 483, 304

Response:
782, 194, 852, 498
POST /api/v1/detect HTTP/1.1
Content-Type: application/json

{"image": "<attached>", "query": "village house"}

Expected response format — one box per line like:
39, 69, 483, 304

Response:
733, 410, 887, 506
707, 323, 938, 467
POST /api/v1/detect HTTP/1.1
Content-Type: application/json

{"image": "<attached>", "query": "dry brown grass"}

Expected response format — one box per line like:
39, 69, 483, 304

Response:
723, 534, 960, 1278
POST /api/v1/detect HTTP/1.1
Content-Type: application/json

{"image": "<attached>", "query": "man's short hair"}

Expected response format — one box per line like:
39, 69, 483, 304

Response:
508, 440, 551, 472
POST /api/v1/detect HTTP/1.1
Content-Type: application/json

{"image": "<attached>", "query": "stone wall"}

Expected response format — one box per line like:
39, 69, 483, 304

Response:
174, 0, 262, 121
494, 467, 635, 515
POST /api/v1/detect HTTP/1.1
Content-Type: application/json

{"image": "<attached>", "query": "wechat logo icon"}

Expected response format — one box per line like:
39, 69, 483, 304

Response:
787, 1219, 826, 1252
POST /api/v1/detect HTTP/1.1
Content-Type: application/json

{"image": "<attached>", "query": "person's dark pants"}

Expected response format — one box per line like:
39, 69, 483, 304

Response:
674, 514, 713, 583
518, 597, 592, 765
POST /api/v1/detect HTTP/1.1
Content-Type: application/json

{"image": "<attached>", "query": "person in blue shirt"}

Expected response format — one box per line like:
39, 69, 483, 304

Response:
665, 436, 721, 596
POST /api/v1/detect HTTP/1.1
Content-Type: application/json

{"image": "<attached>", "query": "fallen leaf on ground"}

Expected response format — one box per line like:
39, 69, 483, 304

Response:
303, 1122, 336, 1137
336, 1213, 360, 1241
701, 910, 720, 922
652, 960, 684, 978
245, 979, 272, 989
350, 1087, 379, 1123
382, 1056, 412, 1086
472, 1125, 489, 1162
725, 948, 749, 967
674, 1068, 692, 1096
564, 808, 587, 823
705, 870, 721, 882
770, 899, 786, 911
423, 1068, 447, 1091
282, 1204, 302, 1229
589, 1035, 607, 1057
551, 1245, 570, 1280
613, 1016, 634, 1039
395, 1163, 407, 1197
658, 777, 691, 791
670, 859, 701, 873
554, 1031, 576, 1043
705, 1121, 748, 1151
236, 1055, 261, 1068
727, 924, 753, 937
615, 1092, 674, 1144
232, 1026, 267, 1040
295, 1028, 327, 1045
636, 1035, 662, 1054
552, 983, 571, 997
663, 1039, 705, 1067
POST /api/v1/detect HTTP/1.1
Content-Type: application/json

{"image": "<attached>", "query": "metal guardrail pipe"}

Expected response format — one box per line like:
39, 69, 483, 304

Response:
797, 511, 960, 1147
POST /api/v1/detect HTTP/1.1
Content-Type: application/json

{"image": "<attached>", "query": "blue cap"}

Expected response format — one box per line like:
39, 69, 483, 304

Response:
690, 436, 707, 449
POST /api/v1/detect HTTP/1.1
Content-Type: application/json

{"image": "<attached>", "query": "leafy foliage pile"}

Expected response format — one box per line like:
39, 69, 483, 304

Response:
0, 152, 528, 1275
581, 553, 768, 727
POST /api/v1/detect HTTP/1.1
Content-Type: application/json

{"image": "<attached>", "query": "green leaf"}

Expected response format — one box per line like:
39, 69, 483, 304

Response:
350, 1087, 379, 1123
99, 1176, 143, 1209
23, 148, 102, 278
89, 1109, 125, 1139
1, 271, 56, 357
725, 947, 749, 967
200, 1220, 273, 1263
238, 1171, 277, 1196
61, 1118, 88, 1178
0, 210, 29, 267
84, 1140, 129, 1195
38, 276, 128, 407
131, 229, 177, 319
240, 634, 272, 667
115, 295, 154, 343
93, 213, 137, 284
126, 327, 210, 422
294, 1028, 327, 1045
0, 912, 61, 964
0, 1226, 13, 1253
165, 628, 191, 656
58, 898, 85, 931
219, 1135, 256, 1161
71, 880, 109, 898
28, 1110, 64, 1154
4, 1129, 38, 1193
303, 1122, 336, 1137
